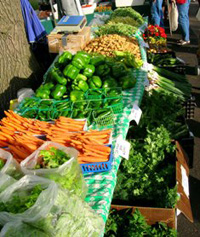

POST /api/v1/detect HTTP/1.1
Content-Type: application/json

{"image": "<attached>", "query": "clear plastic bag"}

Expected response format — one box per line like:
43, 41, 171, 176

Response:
0, 175, 104, 237
0, 149, 22, 179
20, 142, 87, 199
88, 13, 110, 26
0, 173, 16, 194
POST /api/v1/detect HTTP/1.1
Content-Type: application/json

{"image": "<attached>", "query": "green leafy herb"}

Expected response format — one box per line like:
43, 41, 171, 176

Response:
105, 209, 177, 237
114, 126, 178, 208
0, 185, 43, 214
35, 147, 71, 169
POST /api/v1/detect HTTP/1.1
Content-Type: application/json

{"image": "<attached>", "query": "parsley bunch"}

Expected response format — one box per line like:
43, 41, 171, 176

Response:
114, 126, 178, 208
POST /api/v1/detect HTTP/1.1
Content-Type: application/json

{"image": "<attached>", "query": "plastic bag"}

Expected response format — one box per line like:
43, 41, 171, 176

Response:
0, 175, 104, 237
88, 13, 110, 26
17, 88, 35, 103
170, 2, 178, 32
20, 142, 87, 199
0, 173, 16, 194
0, 149, 22, 179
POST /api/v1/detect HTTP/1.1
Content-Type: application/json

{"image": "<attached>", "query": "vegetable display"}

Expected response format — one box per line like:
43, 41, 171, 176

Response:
0, 159, 5, 170
105, 209, 177, 237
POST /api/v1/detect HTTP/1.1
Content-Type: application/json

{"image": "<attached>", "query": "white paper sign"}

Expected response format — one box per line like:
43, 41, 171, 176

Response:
181, 165, 189, 198
129, 104, 142, 125
115, 136, 130, 160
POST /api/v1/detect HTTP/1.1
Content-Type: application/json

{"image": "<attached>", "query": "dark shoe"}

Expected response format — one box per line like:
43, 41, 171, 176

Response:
177, 39, 190, 45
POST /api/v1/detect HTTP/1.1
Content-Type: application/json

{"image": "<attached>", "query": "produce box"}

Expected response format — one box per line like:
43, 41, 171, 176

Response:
47, 27, 91, 54
112, 142, 193, 224
111, 205, 175, 228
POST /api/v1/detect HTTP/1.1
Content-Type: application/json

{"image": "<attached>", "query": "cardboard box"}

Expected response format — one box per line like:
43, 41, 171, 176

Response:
47, 27, 91, 54
111, 142, 193, 228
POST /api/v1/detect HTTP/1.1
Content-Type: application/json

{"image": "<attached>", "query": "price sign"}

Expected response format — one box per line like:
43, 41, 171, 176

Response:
115, 136, 130, 160
129, 104, 142, 125
181, 165, 189, 198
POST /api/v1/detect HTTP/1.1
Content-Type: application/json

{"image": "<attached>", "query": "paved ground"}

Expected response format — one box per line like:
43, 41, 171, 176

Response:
166, 2, 200, 236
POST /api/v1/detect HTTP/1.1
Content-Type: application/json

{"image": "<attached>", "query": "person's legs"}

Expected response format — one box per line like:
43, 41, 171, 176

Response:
177, 0, 190, 42
151, 0, 163, 26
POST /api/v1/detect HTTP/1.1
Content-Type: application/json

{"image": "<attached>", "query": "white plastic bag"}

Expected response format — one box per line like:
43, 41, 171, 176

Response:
21, 142, 87, 199
0, 149, 22, 179
170, 2, 179, 32
17, 88, 35, 103
0, 175, 104, 237
0, 173, 16, 194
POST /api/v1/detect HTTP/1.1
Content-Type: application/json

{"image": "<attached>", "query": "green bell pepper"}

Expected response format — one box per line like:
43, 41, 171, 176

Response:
90, 55, 105, 66
96, 64, 110, 77
77, 51, 91, 65
53, 70, 67, 85
63, 64, 80, 80
70, 90, 85, 102
83, 64, 95, 78
112, 62, 127, 78
72, 54, 86, 70
51, 85, 67, 100
75, 74, 87, 81
88, 76, 102, 89
43, 82, 54, 90
35, 90, 50, 99
57, 51, 72, 66
119, 73, 136, 89
72, 79, 89, 92
102, 77, 118, 88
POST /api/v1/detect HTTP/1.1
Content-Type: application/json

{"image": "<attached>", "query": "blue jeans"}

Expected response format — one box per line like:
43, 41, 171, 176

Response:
151, 0, 164, 26
177, 0, 190, 41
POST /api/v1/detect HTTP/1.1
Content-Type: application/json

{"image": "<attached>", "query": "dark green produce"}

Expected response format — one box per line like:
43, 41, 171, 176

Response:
112, 62, 127, 78
96, 64, 110, 77
103, 77, 118, 88
57, 51, 73, 67
119, 72, 136, 89
90, 55, 105, 66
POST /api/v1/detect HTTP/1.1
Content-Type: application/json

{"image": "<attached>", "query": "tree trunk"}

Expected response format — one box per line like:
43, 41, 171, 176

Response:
0, 0, 42, 117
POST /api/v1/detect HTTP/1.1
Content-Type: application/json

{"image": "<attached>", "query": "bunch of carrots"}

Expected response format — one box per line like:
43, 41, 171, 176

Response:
0, 111, 112, 164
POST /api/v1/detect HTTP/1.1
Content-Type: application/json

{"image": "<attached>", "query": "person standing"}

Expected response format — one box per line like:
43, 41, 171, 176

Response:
151, 0, 164, 26
176, 0, 191, 45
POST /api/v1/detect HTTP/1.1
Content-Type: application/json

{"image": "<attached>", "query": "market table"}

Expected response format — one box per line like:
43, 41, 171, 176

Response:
84, 32, 148, 224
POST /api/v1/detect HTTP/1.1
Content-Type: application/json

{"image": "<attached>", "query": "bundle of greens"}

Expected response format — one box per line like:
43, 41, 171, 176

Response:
114, 126, 178, 208
148, 66, 191, 101
105, 209, 177, 237
109, 7, 144, 26
35, 147, 71, 169
107, 16, 141, 28
95, 23, 137, 37
0, 185, 43, 214
128, 90, 189, 140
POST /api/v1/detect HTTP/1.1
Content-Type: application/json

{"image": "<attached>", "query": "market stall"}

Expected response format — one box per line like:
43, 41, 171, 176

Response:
0, 6, 194, 236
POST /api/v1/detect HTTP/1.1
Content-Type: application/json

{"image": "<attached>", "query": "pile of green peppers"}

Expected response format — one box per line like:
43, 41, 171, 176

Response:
35, 51, 137, 101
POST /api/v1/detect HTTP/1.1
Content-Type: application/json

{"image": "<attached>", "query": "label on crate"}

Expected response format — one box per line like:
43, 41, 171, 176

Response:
129, 104, 142, 125
181, 165, 189, 198
114, 136, 130, 160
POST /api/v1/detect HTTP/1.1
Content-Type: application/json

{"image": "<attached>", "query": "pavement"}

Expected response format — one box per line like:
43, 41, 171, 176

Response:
166, 2, 200, 236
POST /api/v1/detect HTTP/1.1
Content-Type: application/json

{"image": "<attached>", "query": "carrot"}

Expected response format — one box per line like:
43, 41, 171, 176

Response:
8, 145, 28, 160
0, 141, 8, 147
